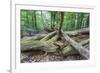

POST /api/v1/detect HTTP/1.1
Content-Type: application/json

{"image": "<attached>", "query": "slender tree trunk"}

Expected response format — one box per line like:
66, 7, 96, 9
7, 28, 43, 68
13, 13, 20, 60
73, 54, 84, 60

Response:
83, 14, 89, 28
81, 14, 89, 28
58, 12, 64, 39
51, 12, 57, 29
41, 11, 44, 29
34, 11, 37, 30
81, 14, 86, 28
51, 12, 53, 28
53, 12, 56, 27
32, 11, 35, 29
77, 14, 82, 29
75, 13, 78, 30
80, 13, 84, 29
26, 11, 31, 35
86, 14, 89, 27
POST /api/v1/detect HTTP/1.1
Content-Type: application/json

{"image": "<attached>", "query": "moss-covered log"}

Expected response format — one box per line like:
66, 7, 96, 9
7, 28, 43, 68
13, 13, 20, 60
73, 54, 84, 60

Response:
40, 31, 57, 41
62, 32, 89, 59
21, 35, 58, 52
21, 28, 89, 58
62, 39, 89, 56
65, 28, 89, 36
22, 34, 47, 41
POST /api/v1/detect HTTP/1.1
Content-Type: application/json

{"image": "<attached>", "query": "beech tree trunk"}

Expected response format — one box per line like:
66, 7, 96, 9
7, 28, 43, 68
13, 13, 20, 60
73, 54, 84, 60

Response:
40, 31, 57, 41
62, 32, 89, 59
62, 39, 89, 56
58, 12, 64, 39
65, 28, 89, 36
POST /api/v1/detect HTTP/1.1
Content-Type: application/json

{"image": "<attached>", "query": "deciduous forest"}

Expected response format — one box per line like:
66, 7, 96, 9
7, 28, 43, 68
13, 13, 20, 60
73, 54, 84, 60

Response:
20, 10, 89, 63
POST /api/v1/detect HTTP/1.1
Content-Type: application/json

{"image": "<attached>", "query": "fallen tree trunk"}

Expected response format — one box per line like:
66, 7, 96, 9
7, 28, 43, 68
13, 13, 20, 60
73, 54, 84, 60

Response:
21, 29, 89, 58
21, 35, 89, 57
40, 31, 57, 41
21, 40, 58, 53
62, 45, 77, 56
22, 34, 47, 41
62, 32, 89, 59
21, 35, 58, 52
21, 40, 44, 52
65, 28, 89, 36
21, 28, 89, 41
62, 39, 89, 56
80, 39, 89, 46
21, 31, 58, 52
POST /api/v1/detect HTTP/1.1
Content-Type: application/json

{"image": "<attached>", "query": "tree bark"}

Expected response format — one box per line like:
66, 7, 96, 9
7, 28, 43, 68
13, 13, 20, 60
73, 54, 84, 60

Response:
34, 11, 37, 30
65, 28, 89, 36
40, 31, 57, 41
21, 28, 89, 40
62, 39, 89, 56
62, 32, 89, 59
58, 12, 64, 39
21, 35, 58, 52
22, 34, 47, 40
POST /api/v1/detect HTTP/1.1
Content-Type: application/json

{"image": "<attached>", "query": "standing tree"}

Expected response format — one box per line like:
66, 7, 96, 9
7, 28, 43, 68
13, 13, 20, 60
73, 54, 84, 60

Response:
74, 13, 78, 30
33, 11, 37, 31
58, 12, 64, 40
41, 11, 44, 29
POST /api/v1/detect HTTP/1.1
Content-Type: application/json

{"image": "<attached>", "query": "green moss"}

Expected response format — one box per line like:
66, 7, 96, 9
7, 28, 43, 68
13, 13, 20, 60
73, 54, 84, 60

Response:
47, 47, 56, 52
62, 45, 73, 54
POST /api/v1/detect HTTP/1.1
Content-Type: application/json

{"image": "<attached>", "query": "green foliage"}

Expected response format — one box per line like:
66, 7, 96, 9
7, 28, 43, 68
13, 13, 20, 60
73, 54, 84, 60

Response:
21, 10, 89, 33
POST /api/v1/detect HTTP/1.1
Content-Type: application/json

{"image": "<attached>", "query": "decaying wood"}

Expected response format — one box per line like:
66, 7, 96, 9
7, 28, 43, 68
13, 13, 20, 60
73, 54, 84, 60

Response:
62, 32, 89, 59
40, 31, 57, 41
21, 35, 58, 52
21, 28, 89, 59
62, 39, 89, 56
21, 40, 58, 53
80, 39, 89, 46
21, 35, 89, 57
22, 34, 47, 41
65, 28, 89, 36
22, 28, 89, 41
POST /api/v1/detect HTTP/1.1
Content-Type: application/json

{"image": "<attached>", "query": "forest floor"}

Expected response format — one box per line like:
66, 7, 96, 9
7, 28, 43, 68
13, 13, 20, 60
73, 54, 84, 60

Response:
21, 30, 89, 63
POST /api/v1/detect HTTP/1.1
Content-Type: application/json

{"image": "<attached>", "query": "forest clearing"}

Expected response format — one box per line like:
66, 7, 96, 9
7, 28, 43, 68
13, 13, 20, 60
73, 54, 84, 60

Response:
20, 10, 89, 63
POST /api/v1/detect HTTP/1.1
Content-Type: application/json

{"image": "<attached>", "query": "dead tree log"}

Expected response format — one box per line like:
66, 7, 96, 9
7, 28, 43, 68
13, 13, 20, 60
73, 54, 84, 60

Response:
40, 31, 57, 41
65, 28, 89, 36
21, 28, 89, 58
62, 39, 89, 56
21, 35, 58, 52
62, 32, 89, 59
80, 39, 89, 46
22, 34, 47, 41
21, 41, 58, 53
21, 28, 89, 41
